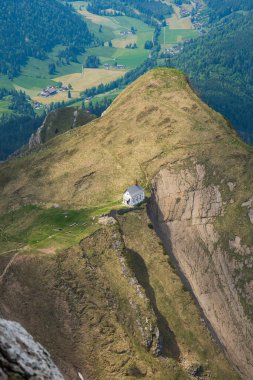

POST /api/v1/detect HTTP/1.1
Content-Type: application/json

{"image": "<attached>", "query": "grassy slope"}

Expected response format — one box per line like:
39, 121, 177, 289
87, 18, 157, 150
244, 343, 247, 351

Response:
0, 208, 240, 380
0, 68, 252, 378
0, 69, 251, 214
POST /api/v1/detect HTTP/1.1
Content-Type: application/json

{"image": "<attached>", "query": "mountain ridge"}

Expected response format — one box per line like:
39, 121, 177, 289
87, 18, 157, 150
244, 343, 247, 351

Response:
0, 68, 252, 379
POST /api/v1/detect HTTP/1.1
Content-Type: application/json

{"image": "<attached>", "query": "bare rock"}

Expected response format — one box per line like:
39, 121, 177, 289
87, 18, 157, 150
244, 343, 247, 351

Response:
227, 182, 236, 192
0, 318, 64, 380
150, 163, 253, 379
242, 196, 253, 224
98, 216, 117, 225
29, 122, 44, 150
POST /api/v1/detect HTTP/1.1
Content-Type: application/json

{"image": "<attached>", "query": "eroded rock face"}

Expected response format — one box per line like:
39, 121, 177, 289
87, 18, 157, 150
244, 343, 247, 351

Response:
149, 163, 253, 380
242, 196, 253, 224
0, 318, 64, 380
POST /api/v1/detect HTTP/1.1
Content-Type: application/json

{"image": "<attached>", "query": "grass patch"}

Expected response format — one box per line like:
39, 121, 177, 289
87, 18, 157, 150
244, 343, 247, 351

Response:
34, 68, 126, 104
159, 28, 199, 45
0, 201, 120, 253
0, 96, 12, 115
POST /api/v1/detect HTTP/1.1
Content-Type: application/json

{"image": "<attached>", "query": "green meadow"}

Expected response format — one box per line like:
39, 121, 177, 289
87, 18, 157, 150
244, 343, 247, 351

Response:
159, 27, 199, 45
0, 201, 121, 254
0, 96, 12, 115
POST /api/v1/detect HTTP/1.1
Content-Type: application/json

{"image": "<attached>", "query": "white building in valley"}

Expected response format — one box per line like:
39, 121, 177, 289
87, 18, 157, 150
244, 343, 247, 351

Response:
123, 185, 145, 206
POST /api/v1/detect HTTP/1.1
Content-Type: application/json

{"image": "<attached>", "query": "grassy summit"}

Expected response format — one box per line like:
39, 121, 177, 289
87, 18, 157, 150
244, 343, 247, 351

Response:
1, 68, 251, 212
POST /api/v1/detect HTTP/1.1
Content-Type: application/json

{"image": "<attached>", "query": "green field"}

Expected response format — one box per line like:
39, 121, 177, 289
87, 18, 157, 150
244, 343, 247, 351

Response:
0, 201, 121, 253
159, 27, 199, 45
74, 4, 155, 69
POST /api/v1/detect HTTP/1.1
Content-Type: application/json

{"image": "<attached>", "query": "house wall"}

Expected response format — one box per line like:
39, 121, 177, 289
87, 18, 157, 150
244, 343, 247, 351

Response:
123, 191, 145, 206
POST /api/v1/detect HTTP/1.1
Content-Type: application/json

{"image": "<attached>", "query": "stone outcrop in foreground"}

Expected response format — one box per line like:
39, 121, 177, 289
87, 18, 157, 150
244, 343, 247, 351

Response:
0, 318, 64, 380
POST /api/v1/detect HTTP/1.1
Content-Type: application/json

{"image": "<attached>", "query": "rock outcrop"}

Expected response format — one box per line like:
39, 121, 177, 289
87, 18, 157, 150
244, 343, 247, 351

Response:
29, 107, 95, 150
0, 318, 64, 379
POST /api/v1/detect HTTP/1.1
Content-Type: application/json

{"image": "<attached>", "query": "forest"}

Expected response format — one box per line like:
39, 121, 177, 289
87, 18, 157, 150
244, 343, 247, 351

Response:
0, 90, 45, 160
173, 11, 253, 144
0, 0, 94, 78
206, 0, 253, 21
86, 0, 173, 25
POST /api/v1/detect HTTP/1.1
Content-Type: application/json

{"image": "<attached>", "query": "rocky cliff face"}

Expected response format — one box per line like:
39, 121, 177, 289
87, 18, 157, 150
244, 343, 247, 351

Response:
149, 162, 253, 379
0, 318, 64, 379
29, 107, 95, 150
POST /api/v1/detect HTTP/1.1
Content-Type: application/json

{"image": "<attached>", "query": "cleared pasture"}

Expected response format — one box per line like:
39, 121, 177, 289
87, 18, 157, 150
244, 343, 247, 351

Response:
33, 68, 126, 104
159, 28, 199, 45
0, 97, 12, 115
112, 34, 138, 48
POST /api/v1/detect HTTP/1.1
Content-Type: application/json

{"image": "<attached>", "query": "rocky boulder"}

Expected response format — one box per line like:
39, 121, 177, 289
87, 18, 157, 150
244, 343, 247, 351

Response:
0, 319, 64, 379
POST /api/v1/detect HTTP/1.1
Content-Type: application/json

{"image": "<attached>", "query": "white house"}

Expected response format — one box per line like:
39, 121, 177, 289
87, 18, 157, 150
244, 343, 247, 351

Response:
123, 185, 145, 206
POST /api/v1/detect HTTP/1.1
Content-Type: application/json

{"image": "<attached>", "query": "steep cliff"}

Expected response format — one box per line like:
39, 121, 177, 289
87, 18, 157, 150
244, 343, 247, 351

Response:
149, 162, 253, 379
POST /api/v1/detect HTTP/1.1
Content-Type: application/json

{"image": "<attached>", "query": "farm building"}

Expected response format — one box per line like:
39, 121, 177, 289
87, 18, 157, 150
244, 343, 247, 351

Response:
123, 185, 145, 206
41, 87, 57, 97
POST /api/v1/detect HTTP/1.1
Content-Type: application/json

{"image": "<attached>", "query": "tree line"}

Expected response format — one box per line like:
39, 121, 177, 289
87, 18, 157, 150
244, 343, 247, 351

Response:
173, 10, 253, 144
205, 0, 253, 21
86, 0, 173, 26
0, 90, 45, 160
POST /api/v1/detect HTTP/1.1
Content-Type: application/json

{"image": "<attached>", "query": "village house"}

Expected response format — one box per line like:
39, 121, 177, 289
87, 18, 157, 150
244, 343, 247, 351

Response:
123, 185, 145, 206
41, 86, 57, 97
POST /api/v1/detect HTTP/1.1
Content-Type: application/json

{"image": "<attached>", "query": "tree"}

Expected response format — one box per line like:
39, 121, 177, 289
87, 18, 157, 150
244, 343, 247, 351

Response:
85, 55, 101, 68
48, 63, 56, 75
68, 90, 71, 99
144, 40, 154, 49
131, 26, 137, 34
108, 40, 113, 48
99, 24, 103, 32
81, 100, 85, 110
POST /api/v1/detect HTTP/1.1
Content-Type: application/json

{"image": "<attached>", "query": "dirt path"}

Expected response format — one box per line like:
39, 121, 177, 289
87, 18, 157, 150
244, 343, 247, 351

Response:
0, 252, 20, 283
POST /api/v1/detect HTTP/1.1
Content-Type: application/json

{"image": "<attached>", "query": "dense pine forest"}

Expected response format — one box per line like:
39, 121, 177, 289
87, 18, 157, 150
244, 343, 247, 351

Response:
206, 0, 253, 20
0, 90, 45, 160
0, 0, 94, 78
173, 10, 253, 144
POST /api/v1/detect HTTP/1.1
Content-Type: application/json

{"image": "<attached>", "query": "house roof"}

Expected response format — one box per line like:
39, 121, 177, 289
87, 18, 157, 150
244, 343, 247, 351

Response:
125, 185, 144, 197
48, 88, 57, 94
